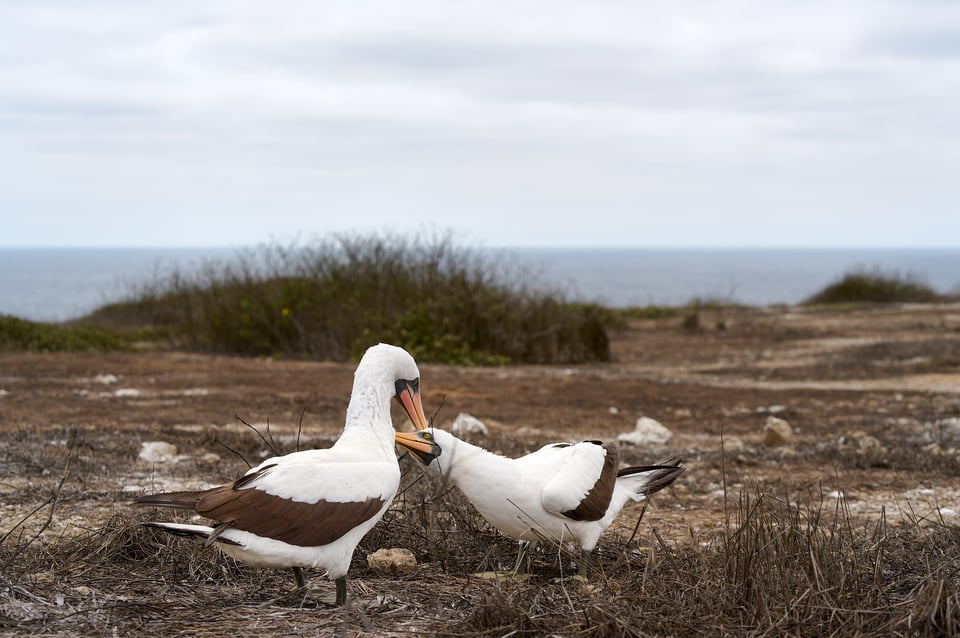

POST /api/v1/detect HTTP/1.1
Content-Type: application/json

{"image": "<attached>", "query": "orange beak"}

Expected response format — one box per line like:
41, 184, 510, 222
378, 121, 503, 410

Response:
394, 379, 429, 430
394, 430, 442, 465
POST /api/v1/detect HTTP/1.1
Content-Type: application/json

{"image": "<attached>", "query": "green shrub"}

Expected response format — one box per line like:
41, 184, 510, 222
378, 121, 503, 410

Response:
805, 269, 944, 305
86, 233, 613, 364
0, 315, 133, 352
619, 305, 682, 320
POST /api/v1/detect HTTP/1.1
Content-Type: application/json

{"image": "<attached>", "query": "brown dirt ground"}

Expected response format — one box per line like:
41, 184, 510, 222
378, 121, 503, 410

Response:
2, 303, 960, 635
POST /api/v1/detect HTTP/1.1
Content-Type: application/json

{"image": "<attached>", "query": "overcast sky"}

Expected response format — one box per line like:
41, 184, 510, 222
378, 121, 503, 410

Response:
1, 1, 958, 248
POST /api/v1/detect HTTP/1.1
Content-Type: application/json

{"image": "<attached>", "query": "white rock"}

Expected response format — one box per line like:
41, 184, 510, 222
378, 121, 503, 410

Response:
762, 416, 793, 446
451, 412, 489, 437
94, 374, 118, 384
608, 406, 619, 415
366, 548, 417, 575
199, 452, 222, 466
838, 430, 883, 451
0, 389, 8, 397
756, 405, 786, 414
618, 416, 673, 446
722, 437, 745, 452
937, 417, 960, 435
115, 388, 141, 397
139, 441, 178, 463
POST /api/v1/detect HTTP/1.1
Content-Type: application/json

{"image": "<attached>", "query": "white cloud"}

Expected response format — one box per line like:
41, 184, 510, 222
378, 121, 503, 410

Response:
1, 1, 958, 246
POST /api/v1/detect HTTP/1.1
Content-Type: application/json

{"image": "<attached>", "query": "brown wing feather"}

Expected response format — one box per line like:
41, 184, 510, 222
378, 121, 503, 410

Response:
136, 463, 386, 547
195, 485, 385, 547
562, 443, 619, 522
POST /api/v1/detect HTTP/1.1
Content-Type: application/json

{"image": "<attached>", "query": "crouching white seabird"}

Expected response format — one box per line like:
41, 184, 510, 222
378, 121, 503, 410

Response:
396, 427, 683, 578
134, 343, 440, 606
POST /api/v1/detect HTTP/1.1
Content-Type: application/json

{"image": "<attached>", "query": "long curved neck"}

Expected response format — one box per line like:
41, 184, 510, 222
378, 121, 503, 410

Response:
435, 432, 514, 486
336, 375, 396, 456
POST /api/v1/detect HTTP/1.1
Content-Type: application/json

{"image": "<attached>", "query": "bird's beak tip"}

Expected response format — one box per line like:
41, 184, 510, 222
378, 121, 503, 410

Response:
395, 431, 442, 466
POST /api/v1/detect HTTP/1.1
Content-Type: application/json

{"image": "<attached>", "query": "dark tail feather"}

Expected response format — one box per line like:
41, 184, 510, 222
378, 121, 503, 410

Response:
133, 490, 207, 510
143, 521, 207, 539
617, 455, 684, 496
143, 522, 242, 547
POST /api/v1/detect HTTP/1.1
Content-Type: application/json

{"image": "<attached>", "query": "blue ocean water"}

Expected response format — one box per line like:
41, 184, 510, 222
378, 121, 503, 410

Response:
1, 247, 958, 322
0, 247, 234, 322
503, 247, 960, 309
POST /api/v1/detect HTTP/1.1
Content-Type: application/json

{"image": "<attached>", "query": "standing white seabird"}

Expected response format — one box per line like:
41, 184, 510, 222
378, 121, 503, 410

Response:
396, 428, 683, 578
135, 343, 440, 606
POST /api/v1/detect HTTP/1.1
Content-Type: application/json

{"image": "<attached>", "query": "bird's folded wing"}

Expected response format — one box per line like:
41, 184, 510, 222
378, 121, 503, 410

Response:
540, 443, 618, 521
195, 458, 398, 547
241, 454, 400, 502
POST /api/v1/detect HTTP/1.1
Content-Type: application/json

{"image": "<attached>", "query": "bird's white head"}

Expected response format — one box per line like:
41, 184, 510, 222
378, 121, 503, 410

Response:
350, 343, 430, 434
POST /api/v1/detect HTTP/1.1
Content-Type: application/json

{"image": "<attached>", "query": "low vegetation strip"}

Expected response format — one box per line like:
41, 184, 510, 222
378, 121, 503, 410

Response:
81, 234, 613, 364
805, 269, 946, 304
4, 239, 956, 360
0, 315, 134, 353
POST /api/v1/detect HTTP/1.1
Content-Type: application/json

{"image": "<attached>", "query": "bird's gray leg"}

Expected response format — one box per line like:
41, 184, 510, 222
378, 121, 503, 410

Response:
335, 576, 348, 606
294, 571, 346, 607
513, 540, 531, 575
292, 566, 306, 589
577, 548, 591, 578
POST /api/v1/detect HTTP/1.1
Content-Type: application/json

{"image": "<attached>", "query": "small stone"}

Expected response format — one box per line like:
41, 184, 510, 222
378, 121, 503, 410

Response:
762, 416, 793, 446
366, 548, 417, 576
722, 437, 745, 452
94, 374, 118, 384
756, 405, 786, 414
922, 442, 945, 455
200, 452, 222, 466
139, 441, 178, 463
937, 417, 960, 435
840, 430, 884, 452
618, 417, 673, 446
115, 388, 141, 397
451, 413, 489, 437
